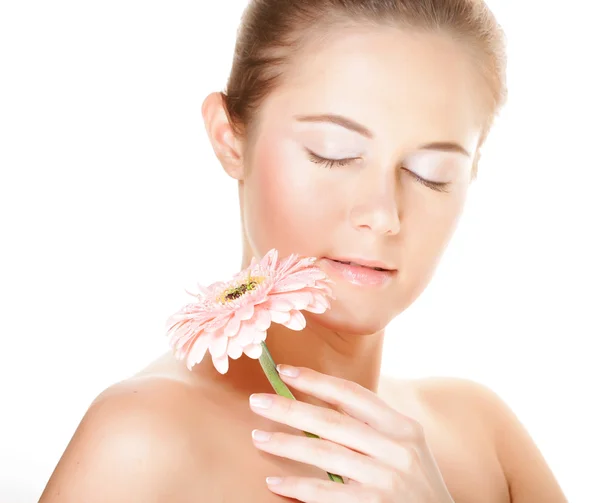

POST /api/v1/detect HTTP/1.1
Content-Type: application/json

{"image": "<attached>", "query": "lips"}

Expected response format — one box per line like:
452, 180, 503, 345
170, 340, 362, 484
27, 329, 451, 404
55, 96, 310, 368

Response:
330, 259, 389, 272
325, 256, 395, 272
321, 257, 396, 287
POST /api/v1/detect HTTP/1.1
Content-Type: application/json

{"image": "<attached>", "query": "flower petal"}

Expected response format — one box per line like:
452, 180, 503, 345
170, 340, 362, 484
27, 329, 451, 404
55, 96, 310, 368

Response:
227, 339, 244, 360
208, 330, 228, 358
269, 282, 306, 294
185, 334, 211, 370
268, 291, 313, 310
169, 322, 197, 350
204, 315, 230, 333
243, 343, 263, 359
212, 354, 229, 374
268, 249, 279, 269
235, 322, 259, 346
315, 280, 334, 297
236, 302, 254, 321
270, 310, 291, 324
305, 293, 331, 313
265, 296, 294, 312
223, 315, 241, 337
276, 253, 298, 274
253, 330, 267, 343
281, 310, 306, 331
305, 302, 327, 314
250, 307, 272, 331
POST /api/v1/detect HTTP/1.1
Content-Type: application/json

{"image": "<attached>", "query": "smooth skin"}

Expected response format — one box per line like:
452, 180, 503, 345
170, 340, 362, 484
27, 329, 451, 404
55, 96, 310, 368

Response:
40, 25, 568, 502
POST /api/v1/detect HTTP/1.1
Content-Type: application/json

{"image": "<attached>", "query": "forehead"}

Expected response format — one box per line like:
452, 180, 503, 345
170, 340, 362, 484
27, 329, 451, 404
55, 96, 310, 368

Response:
259, 25, 484, 150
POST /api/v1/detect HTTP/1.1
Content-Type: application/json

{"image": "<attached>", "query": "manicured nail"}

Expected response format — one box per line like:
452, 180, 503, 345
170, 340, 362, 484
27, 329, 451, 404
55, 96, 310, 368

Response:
277, 364, 300, 378
252, 429, 272, 442
249, 393, 272, 409
266, 476, 283, 485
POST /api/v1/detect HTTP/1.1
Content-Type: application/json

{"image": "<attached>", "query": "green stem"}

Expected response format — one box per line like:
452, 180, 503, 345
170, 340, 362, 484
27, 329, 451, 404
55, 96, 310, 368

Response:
258, 341, 344, 484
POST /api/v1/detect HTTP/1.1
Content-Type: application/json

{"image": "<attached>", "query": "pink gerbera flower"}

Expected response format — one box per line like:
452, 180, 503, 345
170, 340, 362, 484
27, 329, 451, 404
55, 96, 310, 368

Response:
165, 249, 335, 374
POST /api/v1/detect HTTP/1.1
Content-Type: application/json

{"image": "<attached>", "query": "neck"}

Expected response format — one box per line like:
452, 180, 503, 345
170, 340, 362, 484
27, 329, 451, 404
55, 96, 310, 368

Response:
193, 317, 386, 407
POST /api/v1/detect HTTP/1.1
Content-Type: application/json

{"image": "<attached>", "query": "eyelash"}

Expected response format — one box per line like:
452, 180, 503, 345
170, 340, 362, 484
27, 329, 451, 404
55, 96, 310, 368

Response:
307, 150, 450, 193
307, 150, 357, 169
404, 170, 450, 193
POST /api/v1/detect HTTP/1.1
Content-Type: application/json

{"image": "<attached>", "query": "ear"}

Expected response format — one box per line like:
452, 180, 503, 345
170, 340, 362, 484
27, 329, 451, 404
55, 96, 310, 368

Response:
202, 92, 245, 180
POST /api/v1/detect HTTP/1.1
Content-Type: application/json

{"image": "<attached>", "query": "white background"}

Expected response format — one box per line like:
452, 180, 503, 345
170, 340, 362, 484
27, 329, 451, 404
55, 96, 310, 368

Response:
1, 1, 598, 501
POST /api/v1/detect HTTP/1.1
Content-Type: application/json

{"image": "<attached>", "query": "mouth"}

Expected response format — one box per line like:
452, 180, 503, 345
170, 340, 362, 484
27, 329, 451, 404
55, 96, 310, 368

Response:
325, 257, 395, 272
320, 257, 397, 287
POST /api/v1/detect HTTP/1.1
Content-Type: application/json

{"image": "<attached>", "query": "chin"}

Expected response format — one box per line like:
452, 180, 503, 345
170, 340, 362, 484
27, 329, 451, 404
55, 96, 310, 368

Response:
306, 307, 393, 336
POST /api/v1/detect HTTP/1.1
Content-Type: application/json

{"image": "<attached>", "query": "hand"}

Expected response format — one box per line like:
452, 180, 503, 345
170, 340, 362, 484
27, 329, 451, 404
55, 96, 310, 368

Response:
249, 365, 455, 502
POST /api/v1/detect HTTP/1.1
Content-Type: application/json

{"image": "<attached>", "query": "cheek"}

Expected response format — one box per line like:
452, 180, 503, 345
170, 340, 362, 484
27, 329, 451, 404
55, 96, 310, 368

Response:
390, 189, 467, 312
405, 186, 468, 267
243, 139, 337, 254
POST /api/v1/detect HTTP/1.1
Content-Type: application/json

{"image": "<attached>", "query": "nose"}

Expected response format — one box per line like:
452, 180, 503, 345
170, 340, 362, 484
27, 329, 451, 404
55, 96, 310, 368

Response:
348, 170, 401, 236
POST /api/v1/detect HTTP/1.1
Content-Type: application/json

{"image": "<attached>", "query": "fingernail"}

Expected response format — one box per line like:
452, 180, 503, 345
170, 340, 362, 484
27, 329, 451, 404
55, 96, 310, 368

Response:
266, 476, 283, 485
251, 429, 272, 442
277, 364, 300, 378
249, 393, 272, 409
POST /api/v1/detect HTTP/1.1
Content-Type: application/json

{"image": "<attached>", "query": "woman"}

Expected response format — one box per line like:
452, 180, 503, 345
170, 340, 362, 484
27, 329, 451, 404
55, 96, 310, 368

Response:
40, 0, 568, 501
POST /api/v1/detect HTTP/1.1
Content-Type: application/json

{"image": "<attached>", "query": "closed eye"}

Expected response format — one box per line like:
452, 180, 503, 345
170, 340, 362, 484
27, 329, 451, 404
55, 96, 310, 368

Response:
306, 149, 360, 169
307, 148, 450, 193
402, 168, 450, 193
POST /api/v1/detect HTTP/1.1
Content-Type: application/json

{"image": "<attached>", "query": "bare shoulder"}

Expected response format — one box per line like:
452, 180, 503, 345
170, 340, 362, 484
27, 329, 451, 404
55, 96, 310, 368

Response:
413, 376, 506, 423
380, 375, 500, 444
39, 375, 214, 503
398, 376, 568, 503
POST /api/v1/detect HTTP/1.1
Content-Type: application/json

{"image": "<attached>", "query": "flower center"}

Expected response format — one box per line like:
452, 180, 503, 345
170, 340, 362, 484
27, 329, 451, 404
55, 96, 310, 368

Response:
219, 276, 264, 303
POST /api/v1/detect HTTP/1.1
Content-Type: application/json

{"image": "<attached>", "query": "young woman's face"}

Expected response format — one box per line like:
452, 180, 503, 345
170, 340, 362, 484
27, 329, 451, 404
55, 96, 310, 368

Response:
240, 26, 485, 334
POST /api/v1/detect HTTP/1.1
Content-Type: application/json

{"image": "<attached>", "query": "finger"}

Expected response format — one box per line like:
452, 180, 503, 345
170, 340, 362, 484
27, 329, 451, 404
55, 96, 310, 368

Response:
250, 393, 410, 470
265, 474, 384, 503
277, 365, 424, 442
251, 429, 396, 486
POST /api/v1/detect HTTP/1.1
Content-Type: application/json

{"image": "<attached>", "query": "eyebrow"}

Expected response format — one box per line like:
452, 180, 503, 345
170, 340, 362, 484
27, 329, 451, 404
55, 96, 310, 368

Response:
294, 113, 471, 157
295, 113, 374, 138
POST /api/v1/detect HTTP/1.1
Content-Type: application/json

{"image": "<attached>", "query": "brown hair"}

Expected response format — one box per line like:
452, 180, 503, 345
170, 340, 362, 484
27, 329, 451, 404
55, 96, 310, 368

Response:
221, 0, 507, 177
